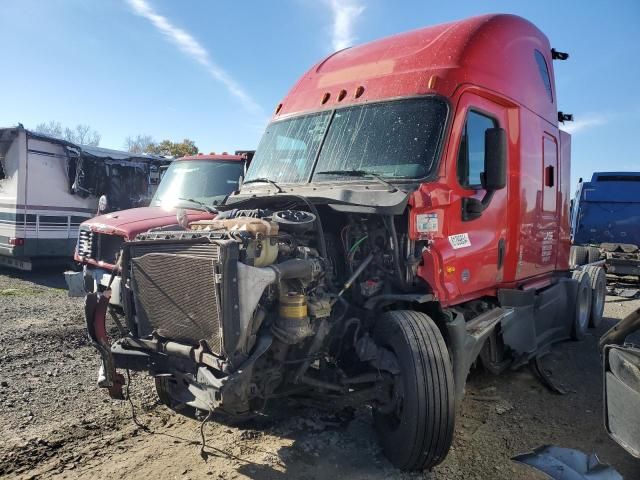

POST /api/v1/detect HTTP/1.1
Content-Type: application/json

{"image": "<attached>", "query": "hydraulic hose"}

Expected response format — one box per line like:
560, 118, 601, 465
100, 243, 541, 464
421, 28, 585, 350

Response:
385, 216, 409, 291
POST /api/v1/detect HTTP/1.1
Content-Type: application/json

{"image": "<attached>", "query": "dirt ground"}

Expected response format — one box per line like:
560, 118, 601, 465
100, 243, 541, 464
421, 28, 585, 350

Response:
1, 268, 639, 480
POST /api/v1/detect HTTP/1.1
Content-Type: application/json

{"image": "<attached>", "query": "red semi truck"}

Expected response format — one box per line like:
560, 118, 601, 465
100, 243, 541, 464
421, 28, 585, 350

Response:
71, 153, 248, 307
85, 15, 606, 470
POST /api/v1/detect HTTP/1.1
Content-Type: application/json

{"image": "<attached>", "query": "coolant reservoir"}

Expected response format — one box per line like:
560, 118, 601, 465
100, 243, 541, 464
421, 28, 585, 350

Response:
250, 238, 278, 267
190, 216, 279, 266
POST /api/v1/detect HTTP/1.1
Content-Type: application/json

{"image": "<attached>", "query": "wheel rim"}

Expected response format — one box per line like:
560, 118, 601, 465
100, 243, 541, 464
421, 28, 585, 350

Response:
577, 284, 590, 330
593, 276, 605, 317
377, 369, 405, 431
391, 376, 405, 426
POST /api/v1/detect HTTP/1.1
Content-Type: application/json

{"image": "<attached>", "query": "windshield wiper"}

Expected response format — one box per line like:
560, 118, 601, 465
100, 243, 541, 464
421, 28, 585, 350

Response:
315, 170, 404, 193
242, 177, 284, 193
177, 197, 217, 214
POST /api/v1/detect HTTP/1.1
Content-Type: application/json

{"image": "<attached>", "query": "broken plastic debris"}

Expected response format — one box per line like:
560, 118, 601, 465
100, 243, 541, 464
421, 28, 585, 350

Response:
512, 445, 622, 480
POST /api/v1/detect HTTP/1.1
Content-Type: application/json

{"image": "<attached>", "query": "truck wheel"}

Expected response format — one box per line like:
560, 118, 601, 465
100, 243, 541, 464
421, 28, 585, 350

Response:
571, 270, 592, 340
154, 377, 198, 418
569, 246, 588, 267
587, 247, 601, 264
584, 266, 606, 328
372, 310, 454, 471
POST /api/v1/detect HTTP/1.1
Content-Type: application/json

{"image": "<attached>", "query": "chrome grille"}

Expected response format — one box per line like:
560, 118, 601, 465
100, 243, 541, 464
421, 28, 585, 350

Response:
130, 244, 224, 354
76, 228, 124, 265
77, 228, 94, 258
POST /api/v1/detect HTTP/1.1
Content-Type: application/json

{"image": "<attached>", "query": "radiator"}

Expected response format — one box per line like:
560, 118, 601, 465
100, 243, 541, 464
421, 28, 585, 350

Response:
128, 240, 238, 356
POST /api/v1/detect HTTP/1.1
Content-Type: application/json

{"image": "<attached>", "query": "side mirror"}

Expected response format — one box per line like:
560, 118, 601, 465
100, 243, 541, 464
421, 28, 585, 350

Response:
462, 127, 507, 222
176, 208, 190, 230
483, 128, 507, 191
600, 308, 640, 458
98, 195, 108, 213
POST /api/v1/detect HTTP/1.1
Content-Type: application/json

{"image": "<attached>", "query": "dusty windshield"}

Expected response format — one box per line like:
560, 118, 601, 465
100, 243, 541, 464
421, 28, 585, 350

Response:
245, 96, 448, 185
151, 160, 243, 209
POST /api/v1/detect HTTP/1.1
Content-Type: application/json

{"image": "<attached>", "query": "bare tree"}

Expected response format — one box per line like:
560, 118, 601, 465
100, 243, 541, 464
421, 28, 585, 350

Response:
66, 124, 101, 146
35, 121, 63, 139
124, 134, 156, 154
34, 121, 101, 146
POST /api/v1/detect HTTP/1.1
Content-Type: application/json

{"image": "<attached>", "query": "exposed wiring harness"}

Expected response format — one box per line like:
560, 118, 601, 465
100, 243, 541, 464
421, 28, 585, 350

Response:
125, 369, 149, 431
348, 235, 369, 262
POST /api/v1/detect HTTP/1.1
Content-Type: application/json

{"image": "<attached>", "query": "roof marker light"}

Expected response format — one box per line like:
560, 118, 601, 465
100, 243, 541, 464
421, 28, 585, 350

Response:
321, 92, 331, 104
428, 75, 439, 89
275, 103, 283, 114
338, 89, 347, 101
354, 86, 365, 98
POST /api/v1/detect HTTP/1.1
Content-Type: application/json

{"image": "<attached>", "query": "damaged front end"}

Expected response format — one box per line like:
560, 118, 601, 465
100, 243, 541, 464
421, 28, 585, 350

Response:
85, 210, 399, 418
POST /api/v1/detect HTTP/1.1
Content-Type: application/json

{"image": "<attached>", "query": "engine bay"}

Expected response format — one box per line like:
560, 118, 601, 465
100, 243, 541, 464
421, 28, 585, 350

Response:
118, 201, 427, 416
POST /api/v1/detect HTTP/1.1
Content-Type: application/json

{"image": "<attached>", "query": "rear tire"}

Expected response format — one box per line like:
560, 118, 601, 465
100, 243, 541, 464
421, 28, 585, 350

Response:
587, 246, 601, 264
571, 270, 592, 340
372, 310, 455, 471
584, 266, 606, 328
569, 246, 588, 267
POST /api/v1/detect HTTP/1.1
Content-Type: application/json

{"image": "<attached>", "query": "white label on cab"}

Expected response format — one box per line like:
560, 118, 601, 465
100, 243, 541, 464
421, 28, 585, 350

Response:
416, 213, 438, 233
448, 233, 471, 249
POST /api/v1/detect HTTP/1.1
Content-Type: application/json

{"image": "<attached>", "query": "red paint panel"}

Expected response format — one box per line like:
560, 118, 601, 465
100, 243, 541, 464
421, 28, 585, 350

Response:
275, 15, 557, 126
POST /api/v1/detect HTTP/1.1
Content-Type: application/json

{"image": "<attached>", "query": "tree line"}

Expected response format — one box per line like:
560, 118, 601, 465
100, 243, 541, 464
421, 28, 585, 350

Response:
34, 121, 199, 157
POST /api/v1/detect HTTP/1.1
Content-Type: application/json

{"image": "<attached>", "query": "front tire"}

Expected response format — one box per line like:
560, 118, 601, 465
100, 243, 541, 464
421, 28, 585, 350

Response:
372, 310, 455, 471
154, 376, 198, 418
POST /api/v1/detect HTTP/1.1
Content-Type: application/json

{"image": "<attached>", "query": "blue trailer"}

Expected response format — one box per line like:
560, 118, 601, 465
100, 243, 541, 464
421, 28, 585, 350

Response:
570, 172, 640, 278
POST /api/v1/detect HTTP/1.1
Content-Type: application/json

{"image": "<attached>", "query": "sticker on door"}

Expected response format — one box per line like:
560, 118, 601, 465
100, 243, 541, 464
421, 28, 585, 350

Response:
448, 233, 471, 249
416, 213, 438, 233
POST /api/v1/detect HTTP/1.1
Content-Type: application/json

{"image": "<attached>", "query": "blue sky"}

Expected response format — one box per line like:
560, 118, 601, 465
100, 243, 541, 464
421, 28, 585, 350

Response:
1, 0, 638, 187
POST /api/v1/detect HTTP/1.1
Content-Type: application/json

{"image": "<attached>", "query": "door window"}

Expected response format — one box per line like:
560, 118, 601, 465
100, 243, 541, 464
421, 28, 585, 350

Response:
457, 111, 497, 188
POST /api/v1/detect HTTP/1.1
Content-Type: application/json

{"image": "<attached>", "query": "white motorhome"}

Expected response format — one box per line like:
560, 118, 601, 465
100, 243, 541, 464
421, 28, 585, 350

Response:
0, 125, 170, 270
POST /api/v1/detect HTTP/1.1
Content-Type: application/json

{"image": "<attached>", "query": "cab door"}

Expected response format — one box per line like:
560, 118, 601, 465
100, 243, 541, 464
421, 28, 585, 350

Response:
444, 92, 510, 299
539, 133, 559, 268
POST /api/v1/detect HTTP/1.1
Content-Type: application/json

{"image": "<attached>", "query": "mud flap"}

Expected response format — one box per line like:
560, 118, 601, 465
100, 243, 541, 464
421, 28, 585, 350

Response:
445, 308, 512, 406
85, 292, 125, 399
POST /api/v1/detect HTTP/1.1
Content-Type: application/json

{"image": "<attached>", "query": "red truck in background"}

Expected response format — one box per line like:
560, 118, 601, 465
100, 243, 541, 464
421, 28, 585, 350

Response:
85, 15, 609, 471
68, 152, 250, 307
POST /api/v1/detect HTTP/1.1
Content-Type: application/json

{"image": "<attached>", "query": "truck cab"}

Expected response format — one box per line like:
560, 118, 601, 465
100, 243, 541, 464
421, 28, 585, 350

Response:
72, 153, 248, 306
85, 15, 605, 471
570, 172, 640, 277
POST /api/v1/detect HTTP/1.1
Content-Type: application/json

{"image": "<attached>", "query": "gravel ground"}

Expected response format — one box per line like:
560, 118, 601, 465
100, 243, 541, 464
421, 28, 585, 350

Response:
1, 267, 639, 479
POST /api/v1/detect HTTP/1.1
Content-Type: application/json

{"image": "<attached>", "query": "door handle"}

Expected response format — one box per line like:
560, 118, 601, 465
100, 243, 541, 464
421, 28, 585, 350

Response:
497, 238, 505, 270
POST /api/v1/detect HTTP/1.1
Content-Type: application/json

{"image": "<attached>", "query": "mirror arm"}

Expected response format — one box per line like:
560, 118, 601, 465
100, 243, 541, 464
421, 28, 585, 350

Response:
461, 190, 495, 222
599, 307, 640, 353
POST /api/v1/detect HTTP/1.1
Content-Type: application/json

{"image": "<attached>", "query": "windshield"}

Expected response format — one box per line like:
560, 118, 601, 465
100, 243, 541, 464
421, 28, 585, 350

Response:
151, 160, 244, 209
245, 96, 448, 184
